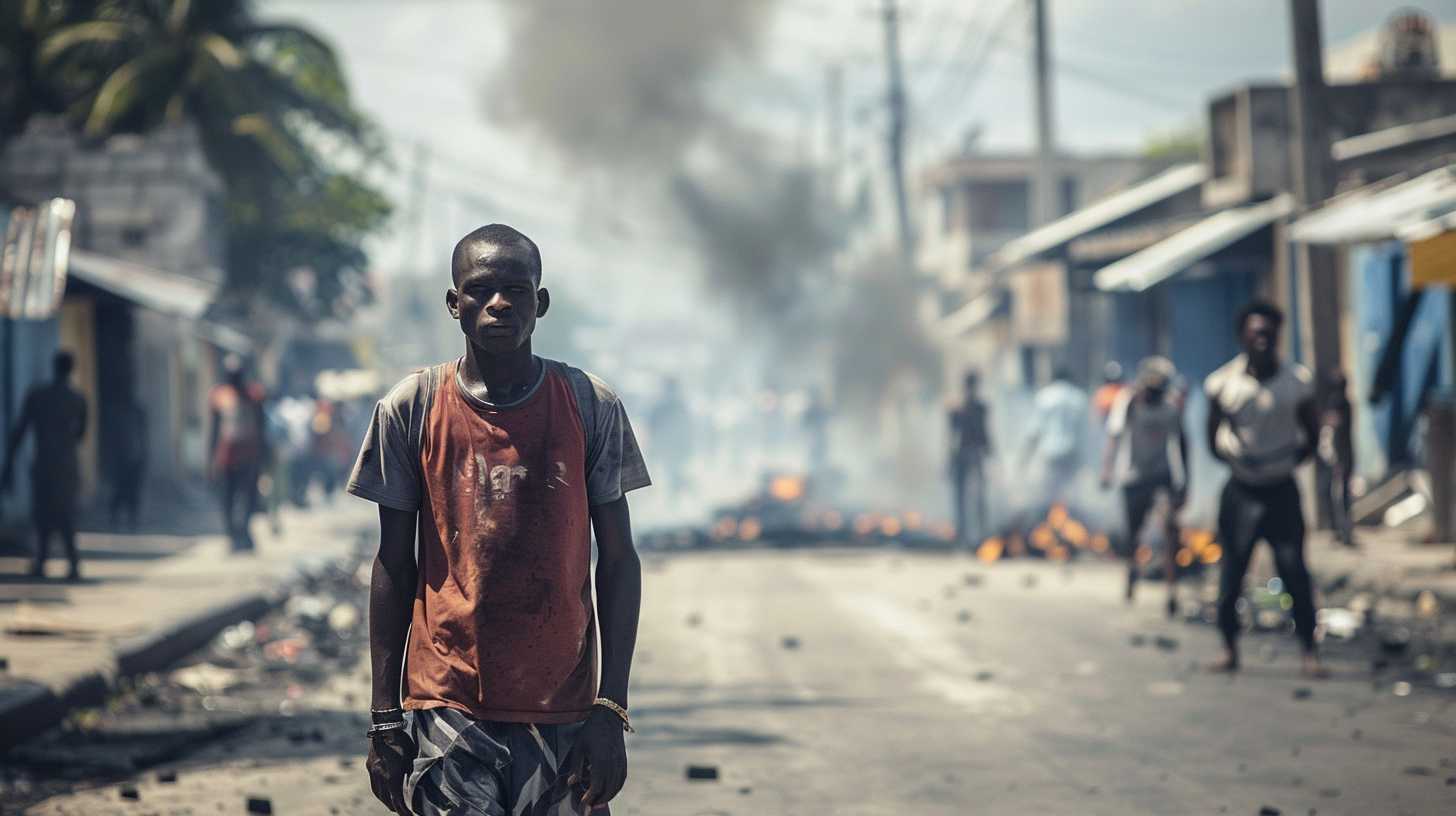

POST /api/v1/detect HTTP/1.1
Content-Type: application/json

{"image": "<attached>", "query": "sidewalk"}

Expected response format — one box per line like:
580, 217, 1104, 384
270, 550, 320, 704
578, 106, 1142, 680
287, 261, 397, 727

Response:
0, 499, 374, 752
1307, 522, 1456, 605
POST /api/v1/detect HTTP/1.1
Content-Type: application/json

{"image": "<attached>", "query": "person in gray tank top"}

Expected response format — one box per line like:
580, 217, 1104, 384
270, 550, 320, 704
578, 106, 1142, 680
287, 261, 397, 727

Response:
1203, 301, 1325, 678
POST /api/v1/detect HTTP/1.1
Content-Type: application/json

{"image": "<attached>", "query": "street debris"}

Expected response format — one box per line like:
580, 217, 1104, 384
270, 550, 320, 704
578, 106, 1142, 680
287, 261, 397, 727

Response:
246, 795, 275, 814
119, 784, 139, 800
781, 636, 801, 650
1130, 634, 1147, 647
157, 770, 178, 784
1292, 687, 1312, 700
686, 765, 720, 781
1258, 806, 1280, 815
956, 609, 973, 623
1154, 635, 1179, 652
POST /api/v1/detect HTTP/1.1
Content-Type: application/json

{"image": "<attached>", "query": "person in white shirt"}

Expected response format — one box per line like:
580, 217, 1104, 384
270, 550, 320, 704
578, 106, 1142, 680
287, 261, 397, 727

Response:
1204, 301, 1325, 678
1024, 367, 1088, 507
1101, 356, 1188, 617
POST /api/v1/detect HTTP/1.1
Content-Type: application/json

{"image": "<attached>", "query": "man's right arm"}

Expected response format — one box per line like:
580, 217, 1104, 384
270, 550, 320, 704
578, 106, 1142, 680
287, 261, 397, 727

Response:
1205, 397, 1227, 464
370, 505, 417, 711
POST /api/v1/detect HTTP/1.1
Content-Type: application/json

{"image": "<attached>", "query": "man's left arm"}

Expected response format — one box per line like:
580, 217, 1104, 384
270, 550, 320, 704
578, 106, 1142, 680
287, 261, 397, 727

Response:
574, 495, 641, 810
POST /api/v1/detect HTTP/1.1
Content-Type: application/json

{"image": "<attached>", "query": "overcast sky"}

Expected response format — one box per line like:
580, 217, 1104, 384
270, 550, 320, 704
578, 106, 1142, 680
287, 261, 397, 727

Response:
259, 0, 1456, 317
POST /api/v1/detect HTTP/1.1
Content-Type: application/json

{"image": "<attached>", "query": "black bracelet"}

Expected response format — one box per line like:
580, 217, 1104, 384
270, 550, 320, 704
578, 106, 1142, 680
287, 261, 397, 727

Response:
370, 708, 405, 724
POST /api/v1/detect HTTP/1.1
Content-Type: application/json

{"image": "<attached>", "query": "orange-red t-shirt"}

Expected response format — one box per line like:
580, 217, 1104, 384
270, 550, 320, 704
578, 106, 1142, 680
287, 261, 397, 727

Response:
347, 358, 650, 723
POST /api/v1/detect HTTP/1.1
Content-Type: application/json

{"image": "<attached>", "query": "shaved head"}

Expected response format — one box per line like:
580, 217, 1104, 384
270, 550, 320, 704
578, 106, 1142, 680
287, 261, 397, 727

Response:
451, 224, 542, 284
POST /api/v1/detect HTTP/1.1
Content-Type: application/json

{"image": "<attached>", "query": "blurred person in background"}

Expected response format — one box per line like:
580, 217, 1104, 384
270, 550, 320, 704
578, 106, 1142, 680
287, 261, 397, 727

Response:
208, 355, 268, 552
1317, 369, 1356, 549
350, 224, 649, 815
108, 392, 148, 531
2, 351, 87, 580
1024, 366, 1089, 507
947, 371, 993, 547
1092, 360, 1126, 423
1204, 302, 1325, 678
1101, 356, 1188, 616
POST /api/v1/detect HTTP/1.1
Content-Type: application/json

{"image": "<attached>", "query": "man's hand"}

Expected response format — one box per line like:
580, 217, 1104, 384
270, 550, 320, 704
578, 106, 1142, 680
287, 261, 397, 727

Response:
366, 729, 416, 814
568, 709, 628, 810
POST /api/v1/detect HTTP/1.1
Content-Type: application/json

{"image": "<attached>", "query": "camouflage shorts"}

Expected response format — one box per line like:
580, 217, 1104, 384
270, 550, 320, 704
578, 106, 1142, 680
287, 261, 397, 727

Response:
405, 707, 603, 816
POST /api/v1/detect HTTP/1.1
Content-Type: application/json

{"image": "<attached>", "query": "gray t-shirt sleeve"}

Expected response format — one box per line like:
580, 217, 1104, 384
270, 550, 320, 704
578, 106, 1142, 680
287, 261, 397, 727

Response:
563, 366, 651, 505
346, 372, 428, 512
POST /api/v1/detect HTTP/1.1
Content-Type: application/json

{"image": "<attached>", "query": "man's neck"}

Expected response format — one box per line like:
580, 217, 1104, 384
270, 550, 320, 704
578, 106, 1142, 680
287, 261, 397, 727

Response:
460, 341, 539, 404
1245, 353, 1279, 381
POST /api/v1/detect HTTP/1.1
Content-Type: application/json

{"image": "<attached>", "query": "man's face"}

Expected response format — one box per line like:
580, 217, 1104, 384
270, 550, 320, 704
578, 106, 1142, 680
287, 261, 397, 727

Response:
447, 240, 547, 355
1241, 313, 1279, 359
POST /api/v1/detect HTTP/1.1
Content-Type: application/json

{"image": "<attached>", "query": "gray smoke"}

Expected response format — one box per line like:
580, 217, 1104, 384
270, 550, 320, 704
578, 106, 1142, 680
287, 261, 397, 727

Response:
489, 0, 773, 169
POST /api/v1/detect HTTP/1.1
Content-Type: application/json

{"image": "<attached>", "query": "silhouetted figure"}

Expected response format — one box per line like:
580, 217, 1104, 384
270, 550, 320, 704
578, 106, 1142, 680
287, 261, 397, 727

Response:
2, 351, 88, 580
208, 356, 267, 552
1317, 369, 1356, 548
109, 394, 148, 530
948, 371, 992, 546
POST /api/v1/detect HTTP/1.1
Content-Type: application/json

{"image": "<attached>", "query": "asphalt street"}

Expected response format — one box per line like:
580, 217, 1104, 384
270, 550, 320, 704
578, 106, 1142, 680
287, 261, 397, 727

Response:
14, 549, 1456, 815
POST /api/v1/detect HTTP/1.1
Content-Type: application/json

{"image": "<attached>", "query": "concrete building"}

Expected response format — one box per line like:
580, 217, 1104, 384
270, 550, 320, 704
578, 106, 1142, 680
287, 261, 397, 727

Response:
0, 119, 241, 527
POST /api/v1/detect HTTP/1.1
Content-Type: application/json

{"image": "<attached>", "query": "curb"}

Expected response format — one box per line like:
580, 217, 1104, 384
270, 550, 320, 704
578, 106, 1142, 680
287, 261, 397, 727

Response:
0, 590, 280, 754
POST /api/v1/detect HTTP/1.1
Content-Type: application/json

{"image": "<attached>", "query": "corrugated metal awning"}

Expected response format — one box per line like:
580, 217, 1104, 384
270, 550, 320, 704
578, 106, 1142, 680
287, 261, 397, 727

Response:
1094, 195, 1292, 293
1289, 164, 1456, 245
67, 249, 217, 319
984, 163, 1206, 273
936, 290, 1004, 340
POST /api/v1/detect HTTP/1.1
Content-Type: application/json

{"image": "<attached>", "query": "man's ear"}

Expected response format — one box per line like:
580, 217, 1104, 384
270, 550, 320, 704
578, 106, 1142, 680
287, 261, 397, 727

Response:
536, 287, 551, 318
446, 288, 461, 320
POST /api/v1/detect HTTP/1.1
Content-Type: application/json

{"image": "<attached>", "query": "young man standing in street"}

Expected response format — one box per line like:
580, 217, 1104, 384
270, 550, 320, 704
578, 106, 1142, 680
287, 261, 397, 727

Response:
208, 356, 268, 552
2, 351, 87, 580
349, 224, 650, 815
948, 370, 993, 547
1204, 301, 1325, 678
1100, 356, 1188, 616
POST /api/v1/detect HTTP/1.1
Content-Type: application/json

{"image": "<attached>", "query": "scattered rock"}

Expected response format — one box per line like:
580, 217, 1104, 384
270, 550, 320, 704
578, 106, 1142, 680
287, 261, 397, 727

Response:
1292, 687, 1312, 700
1130, 635, 1147, 647
1351, 729, 1362, 741
1317, 788, 1340, 798
686, 765, 720, 781
119, 785, 140, 801
1402, 766, 1433, 777
781, 636, 800, 650
1258, 806, 1280, 816
1154, 636, 1178, 652
974, 671, 994, 682
156, 770, 178, 784
246, 797, 273, 814
1022, 575, 1038, 589
956, 609, 973, 624
738, 787, 753, 795
962, 574, 983, 587
685, 613, 702, 628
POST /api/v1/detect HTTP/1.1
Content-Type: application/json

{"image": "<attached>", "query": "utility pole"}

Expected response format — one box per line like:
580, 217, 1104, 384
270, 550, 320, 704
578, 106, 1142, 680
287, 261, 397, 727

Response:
1030, 0, 1058, 227
1288, 0, 1344, 531
1288, 0, 1342, 379
880, 0, 914, 263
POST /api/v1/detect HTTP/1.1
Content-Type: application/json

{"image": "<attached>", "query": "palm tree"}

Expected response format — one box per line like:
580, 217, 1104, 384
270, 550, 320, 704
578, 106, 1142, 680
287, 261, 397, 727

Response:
33, 0, 392, 318
37, 0, 377, 200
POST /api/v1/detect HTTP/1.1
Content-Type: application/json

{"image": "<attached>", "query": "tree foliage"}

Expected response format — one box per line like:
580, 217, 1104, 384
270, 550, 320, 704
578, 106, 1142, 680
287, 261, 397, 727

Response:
0, 0, 392, 319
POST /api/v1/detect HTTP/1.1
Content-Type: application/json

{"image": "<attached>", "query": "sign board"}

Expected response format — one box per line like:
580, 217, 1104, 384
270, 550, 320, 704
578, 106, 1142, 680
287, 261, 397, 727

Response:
0, 198, 76, 319
1409, 227, 1456, 288
1009, 261, 1068, 345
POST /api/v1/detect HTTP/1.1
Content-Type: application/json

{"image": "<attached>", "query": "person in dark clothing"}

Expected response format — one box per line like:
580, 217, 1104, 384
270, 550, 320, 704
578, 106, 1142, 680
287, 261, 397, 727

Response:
2, 351, 88, 580
1204, 302, 1326, 678
208, 356, 268, 552
1316, 369, 1356, 549
948, 371, 993, 547
109, 394, 148, 530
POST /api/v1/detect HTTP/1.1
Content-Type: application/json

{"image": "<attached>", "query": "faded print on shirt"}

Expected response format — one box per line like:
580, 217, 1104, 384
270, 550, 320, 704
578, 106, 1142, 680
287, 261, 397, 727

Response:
347, 357, 650, 723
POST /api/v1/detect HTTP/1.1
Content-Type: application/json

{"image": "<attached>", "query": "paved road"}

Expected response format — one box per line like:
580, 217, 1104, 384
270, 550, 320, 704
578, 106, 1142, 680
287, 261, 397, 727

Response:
18, 549, 1456, 815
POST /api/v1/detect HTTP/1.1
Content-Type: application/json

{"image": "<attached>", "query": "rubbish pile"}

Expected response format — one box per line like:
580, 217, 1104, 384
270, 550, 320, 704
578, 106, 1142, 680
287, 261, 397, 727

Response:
1, 552, 371, 805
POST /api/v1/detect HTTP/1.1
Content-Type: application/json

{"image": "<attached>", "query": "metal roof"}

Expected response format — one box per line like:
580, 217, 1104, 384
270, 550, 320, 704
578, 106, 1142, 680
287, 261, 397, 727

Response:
936, 290, 1004, 339
67, 249, 217, 319
1094, 195, 1293, 293
1332, 113, 1456, 163
1289, 164, 1456, 245
984, 163, 1207, 273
